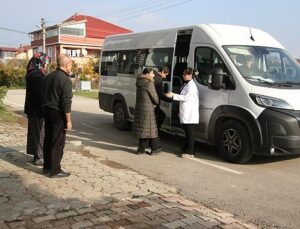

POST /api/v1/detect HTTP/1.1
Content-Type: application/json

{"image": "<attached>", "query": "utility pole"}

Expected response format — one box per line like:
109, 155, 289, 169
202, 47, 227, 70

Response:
41, 18, 46, 53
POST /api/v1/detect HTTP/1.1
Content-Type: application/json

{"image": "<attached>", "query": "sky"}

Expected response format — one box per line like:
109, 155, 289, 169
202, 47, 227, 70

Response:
1, 0, 300, 57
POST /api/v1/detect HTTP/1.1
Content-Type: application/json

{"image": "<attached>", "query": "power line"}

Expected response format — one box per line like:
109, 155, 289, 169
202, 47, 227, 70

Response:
0, 26, 28, 34
109, 0, 193, 22
101, 0, 161, 18
0, 42, 26, 46
104, 0, 181, 21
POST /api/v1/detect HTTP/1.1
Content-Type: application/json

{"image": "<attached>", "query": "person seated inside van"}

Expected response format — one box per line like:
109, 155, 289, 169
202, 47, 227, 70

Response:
196, 60, 211, 85
238, 55, 254, 77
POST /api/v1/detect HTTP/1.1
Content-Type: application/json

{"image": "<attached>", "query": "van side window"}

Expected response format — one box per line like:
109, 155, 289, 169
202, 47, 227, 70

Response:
194, 47, 228, 86
144, 48, 173, 80
101, 50, 138, 76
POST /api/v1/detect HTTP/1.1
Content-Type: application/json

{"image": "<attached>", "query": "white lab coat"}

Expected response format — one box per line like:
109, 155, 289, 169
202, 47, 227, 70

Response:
173, 79, 199, 124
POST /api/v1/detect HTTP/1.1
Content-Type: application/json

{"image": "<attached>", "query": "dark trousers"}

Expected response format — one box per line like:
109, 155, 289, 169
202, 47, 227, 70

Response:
43, 109, 66, 175
182, 124, 195, 155
27, 116, 44, 160
138, 138, 159, 151
155, 106, 166, 131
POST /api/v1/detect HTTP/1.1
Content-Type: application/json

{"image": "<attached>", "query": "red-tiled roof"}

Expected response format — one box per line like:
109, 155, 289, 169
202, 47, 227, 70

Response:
0, 47, 17, 52
297, 59, 300, 64
64, 13, 132, 39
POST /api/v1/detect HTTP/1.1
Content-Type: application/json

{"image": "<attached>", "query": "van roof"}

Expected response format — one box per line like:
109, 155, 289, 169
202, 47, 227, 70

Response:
198, 24, 283, 48
103, 24, 284, 51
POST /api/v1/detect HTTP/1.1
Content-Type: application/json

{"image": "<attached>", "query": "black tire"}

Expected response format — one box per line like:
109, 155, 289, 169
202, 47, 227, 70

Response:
216, 120, 253, 163
113, 102, 130, 131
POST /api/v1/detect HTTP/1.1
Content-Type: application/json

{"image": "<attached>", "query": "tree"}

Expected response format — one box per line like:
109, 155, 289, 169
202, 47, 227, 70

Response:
0, 59, 27, 87
81, 58, 95, 80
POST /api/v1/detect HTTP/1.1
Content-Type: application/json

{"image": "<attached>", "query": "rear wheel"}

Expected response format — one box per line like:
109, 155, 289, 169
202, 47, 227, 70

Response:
216, 120, 253, 163
113, 102, 130, 131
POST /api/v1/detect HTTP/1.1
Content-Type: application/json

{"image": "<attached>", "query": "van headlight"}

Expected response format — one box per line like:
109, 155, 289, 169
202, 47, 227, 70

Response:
250, 93, 293, 110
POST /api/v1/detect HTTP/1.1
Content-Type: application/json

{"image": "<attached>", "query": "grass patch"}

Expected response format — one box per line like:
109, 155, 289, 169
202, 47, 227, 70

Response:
73, 90, 98, 99
0, 106, 18, 123
8, 86, 26, 89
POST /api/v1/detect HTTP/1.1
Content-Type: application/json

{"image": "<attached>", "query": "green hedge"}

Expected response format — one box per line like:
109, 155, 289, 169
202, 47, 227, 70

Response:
0, 86, 8, 106
0, 59, 27, 87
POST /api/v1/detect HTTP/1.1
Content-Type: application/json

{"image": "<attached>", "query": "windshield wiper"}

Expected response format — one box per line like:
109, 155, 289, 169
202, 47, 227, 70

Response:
243, 76, 274, 85
271, 82, 292, 87
275, 81, 300, 85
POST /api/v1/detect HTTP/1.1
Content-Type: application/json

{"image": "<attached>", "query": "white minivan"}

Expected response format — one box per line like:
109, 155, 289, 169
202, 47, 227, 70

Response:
99, 24, 300, 163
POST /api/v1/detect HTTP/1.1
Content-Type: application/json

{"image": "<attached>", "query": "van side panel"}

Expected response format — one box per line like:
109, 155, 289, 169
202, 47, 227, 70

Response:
100, 75, 136, 118
99, 92, 113, 112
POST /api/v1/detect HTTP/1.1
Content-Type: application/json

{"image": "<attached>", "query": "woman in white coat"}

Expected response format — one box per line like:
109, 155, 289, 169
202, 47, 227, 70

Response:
166, 68, 199, 158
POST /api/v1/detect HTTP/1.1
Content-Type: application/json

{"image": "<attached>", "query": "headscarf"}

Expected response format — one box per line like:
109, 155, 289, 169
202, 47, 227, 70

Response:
26, 52, 49, 75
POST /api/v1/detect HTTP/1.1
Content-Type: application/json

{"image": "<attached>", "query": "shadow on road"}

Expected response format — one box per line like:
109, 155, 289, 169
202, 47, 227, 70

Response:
67, 110, 300, 165
6, 108, 300, 165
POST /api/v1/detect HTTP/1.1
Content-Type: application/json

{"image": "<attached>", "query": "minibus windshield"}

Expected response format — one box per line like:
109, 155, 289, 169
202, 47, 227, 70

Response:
223, 46, 300, 85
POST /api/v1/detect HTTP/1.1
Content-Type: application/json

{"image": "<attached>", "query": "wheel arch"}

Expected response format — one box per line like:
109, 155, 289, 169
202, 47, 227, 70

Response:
208, 105, 263, 153
111, 93, 130, 118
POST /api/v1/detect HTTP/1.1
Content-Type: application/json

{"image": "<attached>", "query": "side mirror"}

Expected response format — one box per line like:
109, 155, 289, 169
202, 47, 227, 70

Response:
163, 83, 169, 93
209, 67, 226, 90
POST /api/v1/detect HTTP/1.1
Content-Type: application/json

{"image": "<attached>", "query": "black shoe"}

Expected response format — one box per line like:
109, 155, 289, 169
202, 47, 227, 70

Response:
43, 168, 50, 174
181, 147, 187, 154
50, 171, 71, 178
136, 149, 146, 155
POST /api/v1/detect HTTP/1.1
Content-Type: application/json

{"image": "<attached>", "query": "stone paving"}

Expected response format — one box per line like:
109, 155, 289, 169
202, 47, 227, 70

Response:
0, 118, 259, 229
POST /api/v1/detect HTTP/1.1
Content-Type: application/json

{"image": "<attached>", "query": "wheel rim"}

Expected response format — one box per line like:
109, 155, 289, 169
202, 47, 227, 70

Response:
222, 128, 242, 156
115, 107, 125, 126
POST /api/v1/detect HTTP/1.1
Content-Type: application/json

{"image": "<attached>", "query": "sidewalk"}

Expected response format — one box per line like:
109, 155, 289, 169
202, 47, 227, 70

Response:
0, 118, 259, 229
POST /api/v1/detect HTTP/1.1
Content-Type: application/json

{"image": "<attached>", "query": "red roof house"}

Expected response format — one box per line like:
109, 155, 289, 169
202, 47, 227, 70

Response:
64, 14, 132, 39
0, 47, 17, 60
29, 13, 132, 63
0, 45, 33, 61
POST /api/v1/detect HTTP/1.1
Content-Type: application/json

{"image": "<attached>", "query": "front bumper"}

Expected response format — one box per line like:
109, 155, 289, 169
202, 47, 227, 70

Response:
272, 136, 300, 155
258, 108, 300, 156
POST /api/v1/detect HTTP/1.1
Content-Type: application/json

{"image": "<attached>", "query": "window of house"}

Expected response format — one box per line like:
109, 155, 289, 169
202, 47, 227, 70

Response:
47, 47, 53, 60
60, 27, 84, 36
3, 51, 15, 58
46, 28, 58, 38
63, 48, 80, 58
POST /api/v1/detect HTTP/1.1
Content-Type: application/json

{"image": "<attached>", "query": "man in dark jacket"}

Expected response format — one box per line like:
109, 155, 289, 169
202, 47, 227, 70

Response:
153, 66, 173, 131
43, 54, 73, 178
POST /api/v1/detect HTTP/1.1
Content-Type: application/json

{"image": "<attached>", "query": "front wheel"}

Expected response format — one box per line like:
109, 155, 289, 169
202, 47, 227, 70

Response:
216, 120, 253, 163
113, 103, 130, 131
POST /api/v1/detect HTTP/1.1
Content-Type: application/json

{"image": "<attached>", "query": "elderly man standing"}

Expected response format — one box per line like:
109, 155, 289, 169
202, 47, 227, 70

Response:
43, 54, 73, 178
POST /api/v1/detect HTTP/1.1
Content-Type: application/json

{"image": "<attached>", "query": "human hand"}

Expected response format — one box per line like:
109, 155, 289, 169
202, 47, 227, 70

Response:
165, 92, 173, 98
65, 121, 73, 131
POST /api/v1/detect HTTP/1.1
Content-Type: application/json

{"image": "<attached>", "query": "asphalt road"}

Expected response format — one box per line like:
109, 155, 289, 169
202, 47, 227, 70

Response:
4, 89, 300, 229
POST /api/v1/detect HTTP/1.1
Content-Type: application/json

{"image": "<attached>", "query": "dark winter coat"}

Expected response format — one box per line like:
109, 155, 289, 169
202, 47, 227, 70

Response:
24, 69, 46, 118
153, 71, 173, 105
43, 68, 73, 113
133, 76, 159, 138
